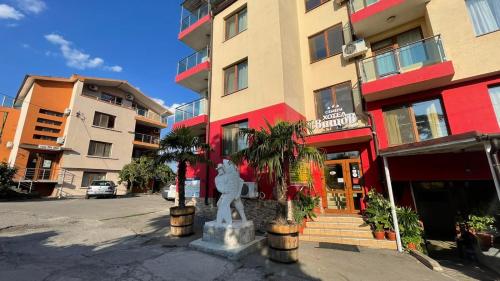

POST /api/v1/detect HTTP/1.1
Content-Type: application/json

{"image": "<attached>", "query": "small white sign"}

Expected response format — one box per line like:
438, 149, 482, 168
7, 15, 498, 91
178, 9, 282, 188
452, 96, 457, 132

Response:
38, 145, 61, 151
185, 180, 200, 198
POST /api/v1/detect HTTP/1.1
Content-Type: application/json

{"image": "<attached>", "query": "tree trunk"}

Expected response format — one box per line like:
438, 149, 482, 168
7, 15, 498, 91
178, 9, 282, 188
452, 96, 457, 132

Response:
177, 161, 187, 208
276, 182, 288, 223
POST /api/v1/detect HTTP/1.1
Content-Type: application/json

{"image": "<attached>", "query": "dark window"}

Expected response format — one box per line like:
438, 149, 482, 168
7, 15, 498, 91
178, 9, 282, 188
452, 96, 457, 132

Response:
222, 121, 248, 156
35, 126, 60, 133
309, 24, 344, 62
383, 99, 448, 146
33, 134, 58, 141
93, 112, 116, 129
81, 172, 106, 187
39, 109, 63, 117
305, 0, 329, 12
314, 82, 354, 119
225, 7, 247, 40
224, 59, 248, 95
37, 118, 62, 126
100, 92, 122, 105
88, 140, 112, 157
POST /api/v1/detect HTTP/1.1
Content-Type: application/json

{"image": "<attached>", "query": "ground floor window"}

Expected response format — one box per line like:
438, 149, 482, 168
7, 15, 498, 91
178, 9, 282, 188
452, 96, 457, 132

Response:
488, 85, 500, 127
222, 121, 248, 156
82, 172, 106, 187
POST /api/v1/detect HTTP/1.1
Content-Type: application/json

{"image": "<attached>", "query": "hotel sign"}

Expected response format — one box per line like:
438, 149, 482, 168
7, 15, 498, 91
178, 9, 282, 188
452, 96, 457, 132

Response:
308, 104, 359, 132
38, 145, 62, 151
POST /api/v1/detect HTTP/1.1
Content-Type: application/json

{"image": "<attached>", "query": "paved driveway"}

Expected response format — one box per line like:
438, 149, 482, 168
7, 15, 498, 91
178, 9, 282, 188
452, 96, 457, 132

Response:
0, 196, 491, 281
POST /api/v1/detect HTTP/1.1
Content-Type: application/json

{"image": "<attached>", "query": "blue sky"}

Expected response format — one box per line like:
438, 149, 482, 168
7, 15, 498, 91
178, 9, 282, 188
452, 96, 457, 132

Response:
0, 0, 199, 124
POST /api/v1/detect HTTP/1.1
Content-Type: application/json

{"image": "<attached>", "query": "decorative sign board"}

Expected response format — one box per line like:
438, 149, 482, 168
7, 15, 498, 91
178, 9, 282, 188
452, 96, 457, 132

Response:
308, 104, 358, 132
185, 179, 200, 198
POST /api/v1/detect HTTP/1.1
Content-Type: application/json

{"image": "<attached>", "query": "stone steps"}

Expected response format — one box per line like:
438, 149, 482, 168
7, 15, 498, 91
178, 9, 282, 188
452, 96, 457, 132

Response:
300, 235, 397, 250
303, 227, 373, 238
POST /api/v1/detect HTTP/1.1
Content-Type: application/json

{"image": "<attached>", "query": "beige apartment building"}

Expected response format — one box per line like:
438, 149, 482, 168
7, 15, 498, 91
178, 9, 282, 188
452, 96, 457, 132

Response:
0, 75, 171, 197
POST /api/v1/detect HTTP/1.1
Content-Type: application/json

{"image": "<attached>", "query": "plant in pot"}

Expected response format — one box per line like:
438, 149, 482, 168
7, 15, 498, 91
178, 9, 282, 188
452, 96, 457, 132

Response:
365, 190, 391, 240
293, 190, 321, 233
397, 207, 424, 251
157, 127, 210, 237
466, 213, 497, 251
232, 120, 324, 263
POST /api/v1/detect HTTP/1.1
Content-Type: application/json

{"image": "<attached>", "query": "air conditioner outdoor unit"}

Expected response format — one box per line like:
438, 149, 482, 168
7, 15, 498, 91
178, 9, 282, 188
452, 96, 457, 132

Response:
342, 39, 368, 60
126, 94, 134, 101
56, 137, 65, 145
88, 84, 99, 92
240, 182, 258, 199
6, 141, 13, 149
63, 108, 71, 116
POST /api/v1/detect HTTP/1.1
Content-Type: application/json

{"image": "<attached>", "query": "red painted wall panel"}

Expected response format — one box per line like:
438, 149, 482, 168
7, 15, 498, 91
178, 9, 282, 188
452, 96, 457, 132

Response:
350, 0, 404, 24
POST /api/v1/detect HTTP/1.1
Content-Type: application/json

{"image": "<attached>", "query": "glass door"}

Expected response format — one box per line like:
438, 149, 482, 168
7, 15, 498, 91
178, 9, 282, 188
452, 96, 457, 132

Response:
323, 159, 364, 214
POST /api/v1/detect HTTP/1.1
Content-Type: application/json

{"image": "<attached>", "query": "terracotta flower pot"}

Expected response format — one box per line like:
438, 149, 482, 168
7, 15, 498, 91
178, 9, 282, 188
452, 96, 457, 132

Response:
476, 232, 494, 251
373, 230, 385, 240
407, 242, 417, 250
385, 230, 396, 241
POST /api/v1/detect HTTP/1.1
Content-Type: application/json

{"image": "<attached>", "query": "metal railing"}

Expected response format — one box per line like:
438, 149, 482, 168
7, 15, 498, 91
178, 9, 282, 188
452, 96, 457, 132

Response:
13, 168, 76, 195
135, 108, 168, 125
349, 0, 380, 14
359, 35, 446, 83
134, 132, 160, 145
177, 47, 209, 75
174, 98, 208, 123
0, 94, 17, 108
180, 3, 209, 32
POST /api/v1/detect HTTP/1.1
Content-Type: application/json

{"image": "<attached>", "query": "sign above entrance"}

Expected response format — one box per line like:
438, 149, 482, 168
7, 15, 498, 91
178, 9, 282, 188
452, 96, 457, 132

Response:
307, 104, 367, 135
38, 145, 62, 151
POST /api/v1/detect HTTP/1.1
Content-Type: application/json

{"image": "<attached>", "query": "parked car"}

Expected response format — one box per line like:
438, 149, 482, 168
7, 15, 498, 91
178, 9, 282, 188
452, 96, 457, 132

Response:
161, 185, 176, 201
86, 180, 117, 199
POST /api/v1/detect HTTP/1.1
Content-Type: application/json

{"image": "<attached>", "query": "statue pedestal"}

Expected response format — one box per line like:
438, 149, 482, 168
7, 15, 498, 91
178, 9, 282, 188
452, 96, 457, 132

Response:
189, 220, 266, 260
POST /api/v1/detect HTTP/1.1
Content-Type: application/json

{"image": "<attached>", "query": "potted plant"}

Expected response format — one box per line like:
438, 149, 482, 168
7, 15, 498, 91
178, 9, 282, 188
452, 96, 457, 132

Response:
293, 190, 320, 233
466, 214, 497, 251
157, 127, 210, 237
373, 223, 386, 240
232, 120, 324, 263
365, 190, 391, 240
397, 207, 424, 251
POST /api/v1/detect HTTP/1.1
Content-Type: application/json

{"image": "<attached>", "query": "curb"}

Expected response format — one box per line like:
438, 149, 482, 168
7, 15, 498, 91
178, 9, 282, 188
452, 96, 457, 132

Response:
409, 249, 443, 272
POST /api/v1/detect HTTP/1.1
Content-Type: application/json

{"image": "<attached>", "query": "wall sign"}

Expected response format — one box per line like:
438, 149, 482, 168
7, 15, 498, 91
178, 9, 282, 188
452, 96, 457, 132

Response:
185, 179, 200, 198
38, 145, 62, 151
309, 104, 358, 131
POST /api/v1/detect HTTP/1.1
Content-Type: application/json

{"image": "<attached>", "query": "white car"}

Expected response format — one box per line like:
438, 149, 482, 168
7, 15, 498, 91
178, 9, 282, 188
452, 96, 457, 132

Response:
86, 180, 117, 199
161, 184, 176, 201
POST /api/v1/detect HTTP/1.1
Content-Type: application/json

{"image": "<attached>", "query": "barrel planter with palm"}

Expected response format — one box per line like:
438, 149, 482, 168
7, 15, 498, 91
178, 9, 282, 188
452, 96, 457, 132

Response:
158, 127, 210, 237
232, 120, 323, 263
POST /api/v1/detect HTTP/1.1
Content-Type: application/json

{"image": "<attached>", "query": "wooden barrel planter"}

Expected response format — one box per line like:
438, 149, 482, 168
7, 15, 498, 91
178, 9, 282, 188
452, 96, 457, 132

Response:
267, 223, 299, 263
170, 206, 195, 237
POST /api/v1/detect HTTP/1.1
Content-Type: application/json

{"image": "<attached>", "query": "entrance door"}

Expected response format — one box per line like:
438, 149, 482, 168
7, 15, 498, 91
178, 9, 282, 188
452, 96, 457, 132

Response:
26, 153, 55, 180
323, 159, 364, 214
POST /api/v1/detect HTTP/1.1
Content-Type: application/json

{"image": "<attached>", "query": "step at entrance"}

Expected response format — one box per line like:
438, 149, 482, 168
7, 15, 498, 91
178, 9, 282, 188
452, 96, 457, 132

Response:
300, 215, 397, 250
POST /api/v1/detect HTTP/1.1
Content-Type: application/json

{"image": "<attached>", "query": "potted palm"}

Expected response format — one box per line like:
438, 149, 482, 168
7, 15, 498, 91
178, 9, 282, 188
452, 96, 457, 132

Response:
365, 190, 391, 240
157, 127, 210, 237
397, 207, 424, 251
293, 190, 321, 234
233, 120, 323, 263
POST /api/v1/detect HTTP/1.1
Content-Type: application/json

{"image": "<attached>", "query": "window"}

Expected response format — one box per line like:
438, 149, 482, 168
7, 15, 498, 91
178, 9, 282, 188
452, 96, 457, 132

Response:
488, 85, 500, 126
224, 59, 248, 95
93, 112, 116, 129
383, 99, 448, 146
33, 134, 58, 141
39, 109, 63, 117
314, 83, 354, 119
88, 140, 112, 157
100, 92, 123, 106
81, 172, 106, 187
466, 0, 500, 36
309, 24, 344, 62
35, 126, 60, 133
225, 7, 247, 40
305, 0, 329, 12
222, 121, 248, 156
37, 118, 62, 126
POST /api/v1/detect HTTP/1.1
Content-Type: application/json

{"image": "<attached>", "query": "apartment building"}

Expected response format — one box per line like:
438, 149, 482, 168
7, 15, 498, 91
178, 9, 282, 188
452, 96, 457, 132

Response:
0, 75, 171, 197
174, 0, 500, 246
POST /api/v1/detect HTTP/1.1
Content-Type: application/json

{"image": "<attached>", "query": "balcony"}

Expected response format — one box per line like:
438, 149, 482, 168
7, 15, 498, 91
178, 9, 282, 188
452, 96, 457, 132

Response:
349, 0, 428, 37
175, 47, 210, 93
173, 98, 208, 133
359, 35, 455, 102
135, 108, 168, 128
179, 3, 211, 50
133, 132, 160, 149
0, 94, 17, 108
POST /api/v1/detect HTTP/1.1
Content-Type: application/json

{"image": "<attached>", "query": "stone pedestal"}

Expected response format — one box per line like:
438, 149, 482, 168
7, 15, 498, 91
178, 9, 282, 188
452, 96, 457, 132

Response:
189, 220, 266, 260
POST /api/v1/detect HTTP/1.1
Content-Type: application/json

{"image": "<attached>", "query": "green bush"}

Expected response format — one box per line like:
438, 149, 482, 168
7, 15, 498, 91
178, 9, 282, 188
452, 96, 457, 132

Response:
397, 207, 424, 251
365, 189, 391, 231
467, 214, 496, 233
0, 162, 16, 191
293, 191, 320, 225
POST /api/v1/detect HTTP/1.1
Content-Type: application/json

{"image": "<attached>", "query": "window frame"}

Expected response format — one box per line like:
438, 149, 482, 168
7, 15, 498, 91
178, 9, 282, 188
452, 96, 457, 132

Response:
221, 120, 248, 156
223, 58, 248, 96
93, 111, 116, 129
308, 23, 344, 63
465, 0, 500, 36
488, 84, 500, 127
34, 126, 61, 133
313, 81, 354, 120
305, 0, 330, 13
224, 6, 248, 41
88, 140, 113, 157
39, 109, 64, 117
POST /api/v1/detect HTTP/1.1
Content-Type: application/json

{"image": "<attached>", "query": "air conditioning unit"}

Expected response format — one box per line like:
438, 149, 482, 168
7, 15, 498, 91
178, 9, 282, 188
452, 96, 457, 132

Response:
87, 84, 99, 92
6, 141, 13, 149
342, 39, 368, 60
126, 94, 134, 101
63, 108, 71, 116
56, 137, 65, 145
241, 182, 258, 199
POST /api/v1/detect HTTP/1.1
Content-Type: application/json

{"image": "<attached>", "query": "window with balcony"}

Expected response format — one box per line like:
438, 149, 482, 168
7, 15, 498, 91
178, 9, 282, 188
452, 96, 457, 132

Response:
93, 112, 116, 129
225, 7, 247, 40
222, 121, 248, 156
88, 140, 112, 157
309, 24, 344, 62
33, 134, 58, 141
224, 59, 248, 95
305, 0, 330, 12
39, 109, 63, 117
315, 82, 354, 119
383, 99, 448, 146
100, 92, 123, 106
466, 0, 500, 36
35, 126, 60, 133
37, 118, 62, 126
488, 85, 500, 126
350, 0, 379, 13
82, 172, 106, 187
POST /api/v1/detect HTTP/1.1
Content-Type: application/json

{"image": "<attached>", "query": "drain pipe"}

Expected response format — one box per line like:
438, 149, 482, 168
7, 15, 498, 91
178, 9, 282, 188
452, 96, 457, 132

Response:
204, 0, 214, 206
383, 156, 404, 252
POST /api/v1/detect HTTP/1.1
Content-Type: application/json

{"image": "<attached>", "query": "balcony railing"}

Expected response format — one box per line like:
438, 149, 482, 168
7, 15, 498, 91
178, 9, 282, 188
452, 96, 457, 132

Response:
174, 98, 208, 123
359, 35, 446, 83
134, 132, 160, 145
349, 0, 380, 14
177, 47, 209, 75
180, 3, 209, 32
1, 94, 18, 108
135, 108, 168, 125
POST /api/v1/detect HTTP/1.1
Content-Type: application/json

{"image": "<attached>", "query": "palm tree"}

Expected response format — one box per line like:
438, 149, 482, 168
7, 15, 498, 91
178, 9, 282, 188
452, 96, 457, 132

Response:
233, 120, 324, 223
157, 127, 210, 208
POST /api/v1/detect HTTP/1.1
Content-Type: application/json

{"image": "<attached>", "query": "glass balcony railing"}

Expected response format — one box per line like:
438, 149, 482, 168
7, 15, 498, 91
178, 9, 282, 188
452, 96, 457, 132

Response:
134, 132, 160, 145
349, 0, 380, 14
174, 98, 208, 123
177, 47, 209, 75
359, 35, 446, 83
1, 94, 18, 108
180, 4, 209, 32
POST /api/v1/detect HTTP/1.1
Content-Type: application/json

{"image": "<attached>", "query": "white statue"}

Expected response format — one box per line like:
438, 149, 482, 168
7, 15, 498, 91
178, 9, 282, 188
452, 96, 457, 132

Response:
215, 159, 247, 225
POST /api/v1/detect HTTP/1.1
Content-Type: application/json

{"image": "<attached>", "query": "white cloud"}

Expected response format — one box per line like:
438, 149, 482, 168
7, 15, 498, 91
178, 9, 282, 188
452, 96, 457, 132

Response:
152, 98, 166, 107
165, 102, 185, 113
16, 0, 46, 14
21, 43, 30, 48
0, 4, 24, 20
44, 33, 123, 72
